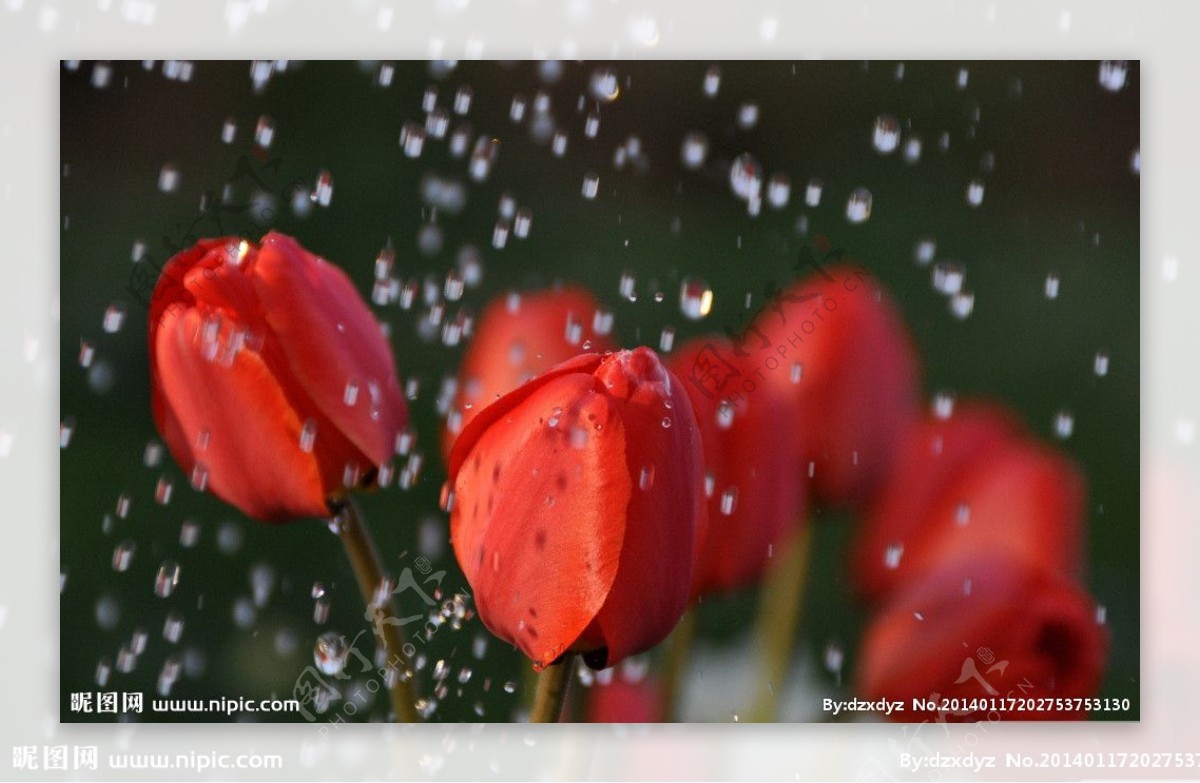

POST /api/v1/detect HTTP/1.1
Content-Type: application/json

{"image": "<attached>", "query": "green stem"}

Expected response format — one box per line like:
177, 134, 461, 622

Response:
746, 525, 814, 722
529, 654, 576, 723
659, 608, 697, 721
335, 497, 419, 723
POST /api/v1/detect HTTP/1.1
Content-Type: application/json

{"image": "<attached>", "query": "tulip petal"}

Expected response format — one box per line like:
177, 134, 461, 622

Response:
253, 232, 408, 467
450, 369, 630, 669
582, 352, 702, 667
153, 307, 328, 521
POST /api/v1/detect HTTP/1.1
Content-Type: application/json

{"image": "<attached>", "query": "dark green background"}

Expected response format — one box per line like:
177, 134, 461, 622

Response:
60, 60, 1139, 722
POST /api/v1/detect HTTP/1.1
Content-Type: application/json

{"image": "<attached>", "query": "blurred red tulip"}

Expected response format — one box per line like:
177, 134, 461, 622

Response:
856, 556, 1109, 720
448, 348, 702, 670
149, 232, 408, 522
441, 286, 615, 459
669, 337, 808, 597
744, 264, 919, 506
586, 675, 664, 722
851, 405, 1085, 601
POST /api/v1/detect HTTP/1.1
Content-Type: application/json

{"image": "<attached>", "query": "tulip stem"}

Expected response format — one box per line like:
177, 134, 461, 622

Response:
746, 525, 814, 722
529, 654, 576, 723
659, 607, 697, 720
335, 497, 420, 723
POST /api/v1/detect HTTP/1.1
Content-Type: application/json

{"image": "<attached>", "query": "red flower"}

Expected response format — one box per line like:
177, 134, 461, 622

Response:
856, 555, 1109, 721
441, 286, 615, 459
851, 404, 1084, 601
668, 337, 808, 597
448, 348, 702, 670
745, 265, 919, 506
586, 676, 664, 722
148, 232, 408, 522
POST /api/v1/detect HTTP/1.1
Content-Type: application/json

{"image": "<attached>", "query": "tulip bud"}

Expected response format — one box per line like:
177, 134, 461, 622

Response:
851, 404, 1084, 600
148, 232, 408, 522
669, 337, 808, 597
448, 348, 702, 670
744, 264, 919, 506
442, 286, 615, 459
856, 556, 1109, 721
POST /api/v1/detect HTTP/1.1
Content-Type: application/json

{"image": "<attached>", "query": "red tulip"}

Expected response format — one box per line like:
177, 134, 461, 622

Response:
441, 286, 615, 460
742, 264, 919, 506
856, 556, 1109, 721
668, 337, 808, 597
851, 405, 1084, 600
586, 676, 664, 722
148, 232, 408, 522
448, 348, 702, 670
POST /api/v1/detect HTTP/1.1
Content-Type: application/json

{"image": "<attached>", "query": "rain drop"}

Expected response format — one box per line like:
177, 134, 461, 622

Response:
154, 561, 181, 598
845, 188, 872, 223
313, 631, 349, 675
872, 114, 900, 154
679, 277, 713, 320
966, 179, 985, 207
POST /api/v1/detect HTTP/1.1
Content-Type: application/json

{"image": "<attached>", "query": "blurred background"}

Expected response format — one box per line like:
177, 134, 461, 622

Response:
59, 60, 1139, 722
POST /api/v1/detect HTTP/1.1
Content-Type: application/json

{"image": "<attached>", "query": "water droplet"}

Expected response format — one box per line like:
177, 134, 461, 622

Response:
681, 131, 709, 170
231, 596, 257, 629
767, 173, 791, 209
902, 135, 923, 164
95, 594, 120, 631
513, 207, 533, 239
824, 642, 845, 674
154, 560, 181, 597
638, 465, 656, 491
163, 611, 185, 643
157, 164, 180, 193
1044, 272, 1060, 300
872, 114, 900, 154
1129, 147, 1140, 175
1053, 409, 1075, 439
216, 521, 243, 555
737, 102, 759, 130
313, 169, 333, 207
729, 153, 763, 201
103, 303, 126, 334
454, 85, 473, 114
589, 66, 620, 102
966, 178, 986, 207
679, 277, 713, 320
932, 261, 966, 295
401, 121, 426, 157
1093, 351, 1110, 377
914, 237, 937, 265
112, 540, 136, 572
509, 94, 527, 123
1098, 60, 1128, 92
932, 391, 956, 420
313, 631, 349, 675
299, 418, 318, 452
884, 543, 904, 570
949, 290, 975, 320
254, 115, 275, 148
582, 172, 600, 200
703, 65, 721, 97
719, 487, 738, 516
955, 503, 971, 526
845, 188, 873, 223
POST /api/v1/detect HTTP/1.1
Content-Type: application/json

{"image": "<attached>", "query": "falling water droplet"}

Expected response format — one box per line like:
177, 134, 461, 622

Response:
112, 541, 136, 572
966, 179, 986, 207
582, 173, 600, 200
1098, 60, 1128, 92
1093, 351, 1110, 377
845, 188, 872, 223
1054, 409, 1075, 439
872, 114, 900, 154
313, 631, 349, 675
154, 560, 181, 597
679, 277, 713, 320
